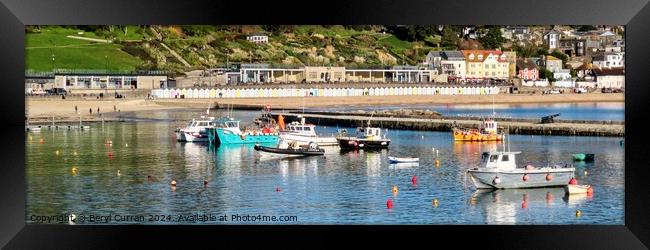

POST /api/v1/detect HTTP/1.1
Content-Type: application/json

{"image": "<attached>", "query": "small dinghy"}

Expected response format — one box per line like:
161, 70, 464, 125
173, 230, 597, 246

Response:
388, 156, 420, 163
564, 184, 592, 194
254, 140, 324, 158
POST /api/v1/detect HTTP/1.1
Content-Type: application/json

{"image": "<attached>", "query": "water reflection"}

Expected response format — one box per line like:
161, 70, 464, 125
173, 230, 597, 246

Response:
471, 188, 573, 225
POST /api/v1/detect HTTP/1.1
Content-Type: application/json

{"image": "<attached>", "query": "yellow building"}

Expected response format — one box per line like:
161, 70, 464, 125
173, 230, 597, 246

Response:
503, 51, 517, 79
462, 50, 510, 80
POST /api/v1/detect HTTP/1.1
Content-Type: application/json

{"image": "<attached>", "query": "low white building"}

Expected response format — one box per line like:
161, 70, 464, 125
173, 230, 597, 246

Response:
592, 52, 625, 68
246, 33, 268, 44
593, 67, 625, 89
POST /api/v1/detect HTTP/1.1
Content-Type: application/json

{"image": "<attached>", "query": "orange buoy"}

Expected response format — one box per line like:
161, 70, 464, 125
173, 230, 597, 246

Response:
586, 186, 594, 195
432, 199, 439, 207
392, 186, 398, 194
386, 198, 394, 209
39, 138, 45, 144
576, 210, 582, 217
546, 174, 553, 181
522, 174, 529, 181
411, 175, 417, 185
171, 180, 177, 186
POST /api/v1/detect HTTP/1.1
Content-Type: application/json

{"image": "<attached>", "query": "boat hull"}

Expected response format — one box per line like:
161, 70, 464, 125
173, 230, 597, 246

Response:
564, 184, 591, 194
337, 137, 390, 150
453, 128, 503, 141
467, 168, 575, 189
254, 145, 324, 158
279, 133, 338, 146
572, 153, 595, 162
215, 128, 279, 145
176, 131, 209, 142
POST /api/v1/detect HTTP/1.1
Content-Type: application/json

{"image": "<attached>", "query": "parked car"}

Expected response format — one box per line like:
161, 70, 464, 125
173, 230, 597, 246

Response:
575, 87, 588, 93
612, 88, 624, 93
601, 87, 613, 93
544, 88, 561, 94
46, 88, 68, 95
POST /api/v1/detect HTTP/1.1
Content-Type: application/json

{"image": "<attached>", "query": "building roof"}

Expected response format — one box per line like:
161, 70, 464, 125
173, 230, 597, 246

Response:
592, 67, 624, 76
546, 55, 561, 61
442, 51, 465, 60
460, 50, 507, 63
516, 58, 537, 70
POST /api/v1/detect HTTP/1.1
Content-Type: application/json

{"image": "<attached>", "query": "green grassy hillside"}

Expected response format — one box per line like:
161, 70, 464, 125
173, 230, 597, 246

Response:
25, 25, 450, 74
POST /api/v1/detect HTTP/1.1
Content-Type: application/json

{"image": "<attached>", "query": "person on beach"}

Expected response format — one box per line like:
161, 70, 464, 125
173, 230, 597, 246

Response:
75, 105, 78, 113
114, 105, 116, 112
89, 108, 92, 115
97, 107, 100, 114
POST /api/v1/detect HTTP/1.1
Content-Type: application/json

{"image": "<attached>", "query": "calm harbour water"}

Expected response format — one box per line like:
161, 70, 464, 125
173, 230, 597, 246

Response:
309, 102, 624, 121
26, 109, 624, 225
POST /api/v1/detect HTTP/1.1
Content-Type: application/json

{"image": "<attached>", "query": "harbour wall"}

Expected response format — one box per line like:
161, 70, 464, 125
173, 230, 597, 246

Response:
272, 112, 625, 137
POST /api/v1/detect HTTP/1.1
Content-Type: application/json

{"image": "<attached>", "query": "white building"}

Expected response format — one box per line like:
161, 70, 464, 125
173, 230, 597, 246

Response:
593, 68, 625, 89
246, 33, 268, 44
544, 29, 562, 50
592, 52, 625, 68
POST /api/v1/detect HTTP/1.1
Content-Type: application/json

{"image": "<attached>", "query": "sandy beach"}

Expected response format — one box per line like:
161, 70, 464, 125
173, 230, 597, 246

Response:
26, 93, 624, 119
152, 93, 624, 109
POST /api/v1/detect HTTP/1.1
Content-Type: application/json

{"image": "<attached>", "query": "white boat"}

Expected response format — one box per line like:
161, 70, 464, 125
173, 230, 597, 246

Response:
466, 151, 575, 189
564, 184, 591, 194
388, 156, 419, 163
176, 116, 214, 142
255, 139, 325, 159
279, 117, 338, 146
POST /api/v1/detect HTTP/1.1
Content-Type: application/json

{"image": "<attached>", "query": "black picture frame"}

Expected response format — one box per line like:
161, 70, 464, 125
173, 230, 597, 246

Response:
1, 0, 648, 248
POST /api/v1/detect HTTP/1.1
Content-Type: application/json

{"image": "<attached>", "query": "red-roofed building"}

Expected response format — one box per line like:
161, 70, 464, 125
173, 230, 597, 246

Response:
461, 50, 510, 79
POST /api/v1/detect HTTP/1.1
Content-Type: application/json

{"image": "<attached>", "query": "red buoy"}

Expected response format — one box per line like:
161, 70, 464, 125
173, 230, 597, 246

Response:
587, 186, 594, 195
569, 178, 578, 185
275, 187, 281, 192
546, 174, 553, 181
411, 175, 417, 185
521, 201, 528, 209
386, 198, 393, 209
522, 174, 529, 181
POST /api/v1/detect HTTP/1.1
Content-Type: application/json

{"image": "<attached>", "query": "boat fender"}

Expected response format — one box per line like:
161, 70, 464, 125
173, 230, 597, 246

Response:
586, 186, 594, 195
386, 199, 393, 209
545, 173, 553, 181
522, 174, 529, 181
569, 178, 578, 185
493, 176, 501, 184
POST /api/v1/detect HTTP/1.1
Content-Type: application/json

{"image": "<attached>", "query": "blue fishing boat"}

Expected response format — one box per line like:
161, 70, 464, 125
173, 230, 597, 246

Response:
208, 117, 279, 145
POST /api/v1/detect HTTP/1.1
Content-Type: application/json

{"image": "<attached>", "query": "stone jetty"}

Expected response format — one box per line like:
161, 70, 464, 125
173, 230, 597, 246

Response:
273, 111, 624, 137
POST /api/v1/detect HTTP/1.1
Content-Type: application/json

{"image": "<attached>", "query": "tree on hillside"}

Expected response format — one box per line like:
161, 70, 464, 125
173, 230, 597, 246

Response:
262, 25, 295, 35
550, 50, 569, 65
539, 68, 553, 80
578, 25, 597, 32
441, 26, 460, 48
478, 26, 505, 49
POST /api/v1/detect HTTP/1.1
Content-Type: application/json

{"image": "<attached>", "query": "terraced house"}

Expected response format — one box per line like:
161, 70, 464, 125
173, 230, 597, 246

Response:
461, 50, 510, 80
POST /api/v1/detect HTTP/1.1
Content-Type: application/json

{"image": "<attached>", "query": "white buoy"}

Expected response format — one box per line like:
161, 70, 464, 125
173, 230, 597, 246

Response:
436, 150, 439, 156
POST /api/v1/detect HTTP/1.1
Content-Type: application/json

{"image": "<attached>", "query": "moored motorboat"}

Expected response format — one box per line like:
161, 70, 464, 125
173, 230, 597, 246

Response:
452, 118, 503, 141
388, 156, 419, 163
176, 116, 214, 142
336, 125, 390, 150
279, 116, 338, 146
208, 117, 279, 145
254, 140, 325, 158
466, 150, 575, 189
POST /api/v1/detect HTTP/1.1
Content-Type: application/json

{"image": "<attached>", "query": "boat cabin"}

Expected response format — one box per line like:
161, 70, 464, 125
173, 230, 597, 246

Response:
285, 121, 317, 136
213, 117, 242, 133
187, 116, 215, 128
479, 119, 499, 134
357, 127, 384, 139
483, 151, 520, 170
